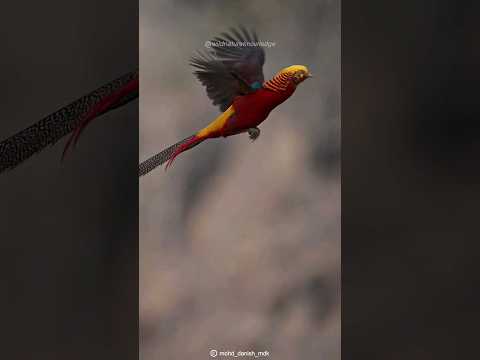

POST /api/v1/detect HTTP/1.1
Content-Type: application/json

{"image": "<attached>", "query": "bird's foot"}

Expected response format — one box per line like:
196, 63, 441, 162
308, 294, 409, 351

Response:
248, 127, 260, 142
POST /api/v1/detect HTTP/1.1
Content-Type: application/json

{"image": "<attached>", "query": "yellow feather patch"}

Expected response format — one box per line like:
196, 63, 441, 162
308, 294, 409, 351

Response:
196, 105, 235, 138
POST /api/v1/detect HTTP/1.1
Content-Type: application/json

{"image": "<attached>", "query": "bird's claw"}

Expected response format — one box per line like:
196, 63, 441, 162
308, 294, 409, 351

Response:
248, 127, 260, 141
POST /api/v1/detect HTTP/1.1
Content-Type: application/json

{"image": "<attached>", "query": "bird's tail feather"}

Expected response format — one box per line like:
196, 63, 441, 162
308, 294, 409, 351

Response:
0, 70, 138, 174
139, 134, 204, 177
62, 76, 139, 159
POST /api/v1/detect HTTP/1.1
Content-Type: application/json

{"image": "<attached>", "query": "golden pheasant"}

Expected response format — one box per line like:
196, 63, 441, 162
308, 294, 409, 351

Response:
139, 27, 311, 176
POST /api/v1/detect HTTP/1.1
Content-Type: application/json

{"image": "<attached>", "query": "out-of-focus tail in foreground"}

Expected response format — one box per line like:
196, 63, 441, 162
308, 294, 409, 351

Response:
139, 135, 204, 177
0, 70, 138, 174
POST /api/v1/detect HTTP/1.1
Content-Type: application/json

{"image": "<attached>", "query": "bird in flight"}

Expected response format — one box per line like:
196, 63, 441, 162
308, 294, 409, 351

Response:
0, 27, 311, 177
139, 27, 311, 176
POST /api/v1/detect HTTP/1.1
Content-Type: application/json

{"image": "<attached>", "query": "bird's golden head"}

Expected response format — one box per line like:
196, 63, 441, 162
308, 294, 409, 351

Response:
278, 65, 312, 85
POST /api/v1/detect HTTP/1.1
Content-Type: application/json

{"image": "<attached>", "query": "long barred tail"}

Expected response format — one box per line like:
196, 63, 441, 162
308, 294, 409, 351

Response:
139, 135, 204, 177
0, 70, 138, 174
62, 73, 139, 158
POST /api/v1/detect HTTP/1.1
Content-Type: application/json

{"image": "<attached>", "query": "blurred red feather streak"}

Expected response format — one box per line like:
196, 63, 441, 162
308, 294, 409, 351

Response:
62, 77, 139, 158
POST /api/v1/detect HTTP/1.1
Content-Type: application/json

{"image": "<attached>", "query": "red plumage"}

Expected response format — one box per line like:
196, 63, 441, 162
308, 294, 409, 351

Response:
221, 84, 296, 137
165, 135, 204, 169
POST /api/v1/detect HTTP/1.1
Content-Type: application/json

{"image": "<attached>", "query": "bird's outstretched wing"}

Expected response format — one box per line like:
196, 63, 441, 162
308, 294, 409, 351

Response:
0, 70, 138, 173
190, 26, 265, 111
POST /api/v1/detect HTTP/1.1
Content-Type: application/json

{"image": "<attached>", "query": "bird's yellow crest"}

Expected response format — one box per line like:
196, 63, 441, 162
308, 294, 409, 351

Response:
278, 65, 312, 84
278, 65, 311, 76
264, 65, 312, 92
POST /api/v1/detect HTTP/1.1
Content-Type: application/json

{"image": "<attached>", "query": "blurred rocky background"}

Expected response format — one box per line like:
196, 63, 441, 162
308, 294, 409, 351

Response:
139, 0, 340, 359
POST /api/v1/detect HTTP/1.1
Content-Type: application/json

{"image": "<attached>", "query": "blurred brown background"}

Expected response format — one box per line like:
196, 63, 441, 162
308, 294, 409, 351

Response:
139, 0, 340, 359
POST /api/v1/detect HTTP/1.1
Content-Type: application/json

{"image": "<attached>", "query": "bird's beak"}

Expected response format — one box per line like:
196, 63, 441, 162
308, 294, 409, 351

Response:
306, 73, 313, 79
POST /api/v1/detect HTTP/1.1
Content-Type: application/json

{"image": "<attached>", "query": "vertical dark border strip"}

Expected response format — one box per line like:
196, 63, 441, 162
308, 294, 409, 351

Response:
0, 1, 138, 359
343, 1, 480, 359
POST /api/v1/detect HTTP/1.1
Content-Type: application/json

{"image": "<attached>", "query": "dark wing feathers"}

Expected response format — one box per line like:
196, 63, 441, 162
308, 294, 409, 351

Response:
190, 52, 237, 110
190, 26, 265, 111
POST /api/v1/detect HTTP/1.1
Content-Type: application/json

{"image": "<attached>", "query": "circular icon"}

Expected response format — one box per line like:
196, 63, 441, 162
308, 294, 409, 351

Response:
205, 41, 212, 49
210, 349, 218, 357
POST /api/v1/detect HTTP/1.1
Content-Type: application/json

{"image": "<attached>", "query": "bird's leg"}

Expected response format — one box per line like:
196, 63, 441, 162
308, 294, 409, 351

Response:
248, 127, 260, 141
